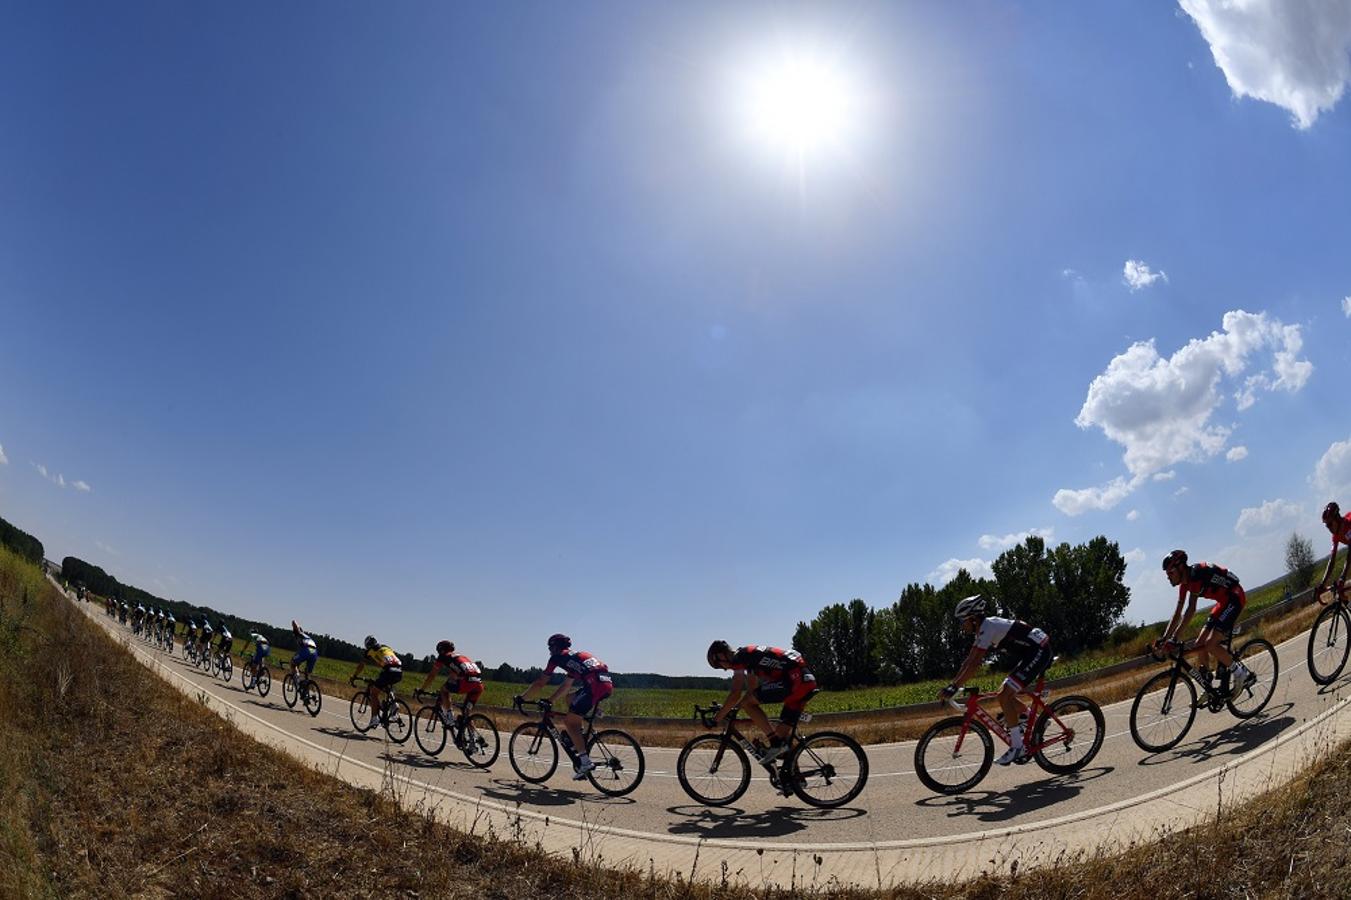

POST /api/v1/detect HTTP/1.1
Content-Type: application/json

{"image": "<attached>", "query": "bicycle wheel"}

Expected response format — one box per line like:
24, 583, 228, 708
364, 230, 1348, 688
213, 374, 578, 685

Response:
181, 641, 190, 660
1031, 695, 1105, 775
282, 673, 298, 708
383, 698, 413, 744
586, 729, 645, 797
1307, 604, 1350, 686
210, 654, 222, 676
1130, 670, 1197, 752
787, 731, 869, 808
676, 734, 751, 806
241, 666, 255, 692
350, 692, 374, 733
459, 714, 500, 769
509, 722, 559, 783
302, 680, 323, 717
221, 655, 233, 682
414, 706, 448, 756
256, 666, 271, 697
913, 717, 993, 795
1228, 637, 1279, 719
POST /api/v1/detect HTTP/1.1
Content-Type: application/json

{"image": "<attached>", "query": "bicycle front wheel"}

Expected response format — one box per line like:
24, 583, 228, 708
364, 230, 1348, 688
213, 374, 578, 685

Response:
459, 714, 500, 769
256, 666, 271, 697
586, 729, 645, 797
1228, 637, 1278, 719
221, 655, 233, 682
509, 722, 558, 783
302, 680, 323, 717
241, 666, 255, 692
282, 673, 298, 708
383, 698, 413, 744
914, 717, 992, 795
414, 706, 448, 756
350, 692, 374, 733
1307, 604, 1350, 686
676, 734, 751, 806
787, 731, 869, 808
1130, 670, 1196, 752
1031, 695, 1105, 774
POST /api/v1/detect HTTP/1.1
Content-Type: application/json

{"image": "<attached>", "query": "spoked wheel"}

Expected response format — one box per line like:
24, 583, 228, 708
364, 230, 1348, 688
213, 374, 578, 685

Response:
301, 680, 323, 717
676, 734, 751, 806
283, 673, 299, 708
586, 729, 645, 797
786, 731, 869, 808
1307, 605, 1351, 686
256, 666, 271, 697
241, 667, 256, 692
383, 698, 413, 744
1032, 695, 1105, 774
914, 717, 993, 795
210, 654, 222, 677
509, 722, 559, 783
220, 655, 233, 682
1227, 637, 1279, 719
414, 707, 449, 756
181, 642, 191, 660
350, 692, 374, 733
459, 714, 500, 769
1129, 670, 1196, 752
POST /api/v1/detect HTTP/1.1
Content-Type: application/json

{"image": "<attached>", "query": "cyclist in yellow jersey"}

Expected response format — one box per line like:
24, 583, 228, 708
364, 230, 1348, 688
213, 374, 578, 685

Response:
350, 635, 403, 731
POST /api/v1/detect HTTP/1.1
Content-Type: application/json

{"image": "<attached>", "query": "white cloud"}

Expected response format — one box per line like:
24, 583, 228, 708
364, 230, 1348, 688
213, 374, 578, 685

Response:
1343, 296, 1351, 318
1235, 498, 1303, 536
1052, 475, 1143, 516
1126, 509, 1141, 521
1180, 0, 1351, 129
1174, 486, 1190, 497
927, 557, 993, 586
1227, 445, 1249, 462
72, 480, 91, 492
1124, 547, 1147, 565
978, 527, 1054, 551
0, 443, 7, 466
1313, 436, 1351, 498
32, 461, 90, 493
1123, 259, 1168, 291
1153, 471, 1177, 482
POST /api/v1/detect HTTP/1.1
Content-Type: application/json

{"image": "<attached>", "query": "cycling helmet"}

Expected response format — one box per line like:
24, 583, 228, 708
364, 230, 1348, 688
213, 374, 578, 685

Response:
706, 639, 732, 668
364, 635, 378, 650
1324, 502, 1342, 526
954, 594, 987, 621
1162, 549, 1188, 571
547, 633, 571, 653
436, 639, 454, 656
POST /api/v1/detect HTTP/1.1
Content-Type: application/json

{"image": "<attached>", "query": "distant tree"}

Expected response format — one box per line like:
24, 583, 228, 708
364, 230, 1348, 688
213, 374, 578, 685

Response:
0, 516, 44, 564
1285, 532, 1317, 593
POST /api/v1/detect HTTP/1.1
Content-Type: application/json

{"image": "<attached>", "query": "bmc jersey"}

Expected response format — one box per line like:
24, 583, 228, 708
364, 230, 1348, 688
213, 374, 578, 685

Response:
545, 650, 610, 686
1331, 514, 1351, 550
365, 645, 402, 669
1179, 563, 1242, 603
973, 617, 1050, 653
729, 646, 807, 682
435, 653, 482, 682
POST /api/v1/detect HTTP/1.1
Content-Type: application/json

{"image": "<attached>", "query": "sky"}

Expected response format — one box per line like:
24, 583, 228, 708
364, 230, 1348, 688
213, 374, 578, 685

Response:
4, 1, 1351, 675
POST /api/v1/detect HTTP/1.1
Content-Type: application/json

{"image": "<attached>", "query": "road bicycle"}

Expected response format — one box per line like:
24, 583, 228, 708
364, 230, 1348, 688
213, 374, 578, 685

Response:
1129, 630, 1279, 753
412, 689, 500, 767
349, 677, 412, 743
679, 703, 869, 808
914, 676, 1105, 795
209, 645, 234, 682
182, 635, 196, 662
240, 656, 272, 697
281, 661, 323, 717
508, 697, 644, 796
1308, 582, 1351, 685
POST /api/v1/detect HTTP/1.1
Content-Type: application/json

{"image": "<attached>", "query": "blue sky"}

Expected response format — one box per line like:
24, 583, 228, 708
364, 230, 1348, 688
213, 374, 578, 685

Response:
4, 2, 1351, 674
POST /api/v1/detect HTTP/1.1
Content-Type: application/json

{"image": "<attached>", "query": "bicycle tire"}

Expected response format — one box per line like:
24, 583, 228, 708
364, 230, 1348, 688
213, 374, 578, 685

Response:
509, 722, 559, 783
256, 666, 271, 698
1307, 604, 1350, 686
384, 698, 413, 744
302, 680, 323, 717
241, 666, 255, 692
282, 673, 298, 708
221, 655, 233, 683
676, 734, 751, 806
1130, 669, 1196, 752
914, 716, 993, 795
459, 713, 500, 769
787, 731, 869, 808
414, 706, 448, 756
1227, 637, 1278, 719
350, 692, 374, 733
586, 729, 645, 797
1031, 695, 1105, 775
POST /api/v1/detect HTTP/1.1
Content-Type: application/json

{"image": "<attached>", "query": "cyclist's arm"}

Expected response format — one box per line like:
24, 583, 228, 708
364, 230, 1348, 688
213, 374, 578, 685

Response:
949, 645, 987, 688
546, 676, 574, 704
715, 671, 749, 724
419, 660, 443, 693
520, 672, 552, 701
1160, 594, 1196, 643
1317, 541, 1341, 592
351, 660, 366, 682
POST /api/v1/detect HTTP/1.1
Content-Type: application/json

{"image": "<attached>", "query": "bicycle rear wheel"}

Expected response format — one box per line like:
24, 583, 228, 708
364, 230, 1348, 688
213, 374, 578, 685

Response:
241, 666, 255, 692
459, 714, 500, 769
675, 734, 751, 806
586, 729, 645, 797
914, 717, 993, 795
383, 698, 413, 744
414, 706, 448, 756
1032, 695, 1104, 774
302, 680, 322, 717
1227, 637, 1278, 719
787, 731, 869, 808
1130, 670, 1196, 752
1307, 604, 1350, 686
509, 722, 559, 783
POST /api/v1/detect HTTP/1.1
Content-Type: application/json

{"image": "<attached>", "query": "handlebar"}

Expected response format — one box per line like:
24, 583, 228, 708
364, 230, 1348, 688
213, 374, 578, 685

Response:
512, 696, 552, 715
693, 703, 736, 729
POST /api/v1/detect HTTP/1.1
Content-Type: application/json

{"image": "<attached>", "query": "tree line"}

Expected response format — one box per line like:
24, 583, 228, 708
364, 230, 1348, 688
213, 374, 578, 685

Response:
792, 536, 1132, 689
0, 516, 44, 566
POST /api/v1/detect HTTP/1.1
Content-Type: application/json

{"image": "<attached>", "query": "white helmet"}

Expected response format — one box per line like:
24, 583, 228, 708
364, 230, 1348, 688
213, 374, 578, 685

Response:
954, 594, 987, 621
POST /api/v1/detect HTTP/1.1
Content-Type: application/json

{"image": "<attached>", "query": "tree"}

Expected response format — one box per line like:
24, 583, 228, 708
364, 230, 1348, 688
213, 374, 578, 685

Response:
1285, 532, 1317, 593
792, 599, 879, 689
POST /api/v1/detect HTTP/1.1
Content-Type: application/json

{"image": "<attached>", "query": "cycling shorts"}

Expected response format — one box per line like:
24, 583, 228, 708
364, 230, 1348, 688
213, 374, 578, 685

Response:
752, 667, 818, 725
251, 646, 270, 664
1205, 588, 1246, 635
1004, 643, 1053, 694
292, 647, 318, 673
446, 676, 484, 704
373, 667, 403, 691
568, 676, 613, 716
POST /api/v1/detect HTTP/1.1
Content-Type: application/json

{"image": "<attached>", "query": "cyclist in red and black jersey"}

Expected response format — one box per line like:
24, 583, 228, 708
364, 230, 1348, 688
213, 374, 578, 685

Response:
1157, 550, 1253, 698
705, 641, 818, 762
417, 640, 484, 727
518, 634, 613, 779
1315, 502, 1351, 602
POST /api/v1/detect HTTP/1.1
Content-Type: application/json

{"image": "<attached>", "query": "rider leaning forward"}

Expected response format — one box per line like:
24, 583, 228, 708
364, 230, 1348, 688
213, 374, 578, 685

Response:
1155, 550, 1253, 698
706, 641, 819, 763
1316, 501, 1351, 601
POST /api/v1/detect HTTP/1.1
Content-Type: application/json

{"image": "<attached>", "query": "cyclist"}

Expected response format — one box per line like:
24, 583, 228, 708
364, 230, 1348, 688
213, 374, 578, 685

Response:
241, 630, 270, 680
132, 603, 145, 634
290, 620, 320, 683
215, 620, 234, 664
1157, 550, 1254, 698
164, 611, 175, 647
350, 636, 403, 731
183, 618, 197, 648
1315, 501, 1351, 601
706, 641, 817, 763
416, 640, 484, 727
941, 595, 1052, 765
518, 634, 613, 778
197, 619, 214, 655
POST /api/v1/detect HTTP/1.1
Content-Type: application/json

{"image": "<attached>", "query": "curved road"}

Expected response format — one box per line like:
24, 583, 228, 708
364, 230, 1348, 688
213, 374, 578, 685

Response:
74, 592, 1351, 887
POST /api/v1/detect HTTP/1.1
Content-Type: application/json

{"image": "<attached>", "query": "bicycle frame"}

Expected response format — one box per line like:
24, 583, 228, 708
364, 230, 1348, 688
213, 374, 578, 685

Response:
949, 679, 1071, 757
1153, 635, 1237, 707
517, 699, 598, 766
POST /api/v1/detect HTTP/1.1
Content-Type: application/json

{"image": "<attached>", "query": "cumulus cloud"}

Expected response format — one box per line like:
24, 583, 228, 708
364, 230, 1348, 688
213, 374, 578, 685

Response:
72, 480, 91, 492
978, 527, 1054, 551
1180, 0, 1351, 129
1153, 471, 1177, 482
1227, 445, 1249, 462
1124, 547, 1147, 565
1175, 486, 1190, 497
1343, 296, 1351, 318
927, 557, 993, 586
1235, 498, 1303, 536
1313, 436, 1351, 498
1123, 259, 1168, 291
1126, 509, 1141, 522
1053, 475, 1142, 515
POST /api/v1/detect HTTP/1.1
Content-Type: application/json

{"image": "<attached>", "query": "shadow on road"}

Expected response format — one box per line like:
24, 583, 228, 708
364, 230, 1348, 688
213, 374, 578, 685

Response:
912, 765, 1113, 823
479, 778, 586, 807
315, 725, 381, 743
242, 698, 281, 713
378, 749, 480, 772
1316, 670, 1351, 697
1137, 703, 1295, 767
665, 804, 864, 840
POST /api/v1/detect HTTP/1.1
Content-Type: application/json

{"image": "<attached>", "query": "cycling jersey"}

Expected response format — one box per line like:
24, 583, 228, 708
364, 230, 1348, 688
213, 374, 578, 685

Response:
434, 653, 481, 681
249, 632, 269, 652
296, 630, 317, 651
1330, 514, 1351, 550
365, 645, 402, 670
728, 645, 806, 681
1180, 563, 1246, 635
545, 650, 611, 687
973, 618, 1050, 654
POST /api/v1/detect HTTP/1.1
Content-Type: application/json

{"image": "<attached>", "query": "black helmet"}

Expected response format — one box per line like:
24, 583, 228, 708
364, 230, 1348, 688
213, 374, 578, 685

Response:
436, 639, 454, 656
1325, 502, 1341, 526
1162, 549, 1188, 571
364, 635, 378, 650
706, 639, 732, 668
547, 633, 571, 653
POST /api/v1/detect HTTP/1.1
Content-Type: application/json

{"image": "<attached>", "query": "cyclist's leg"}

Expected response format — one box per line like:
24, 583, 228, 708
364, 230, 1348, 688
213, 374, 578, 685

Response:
563, 684, 595, 753
744, 675, 779, 743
